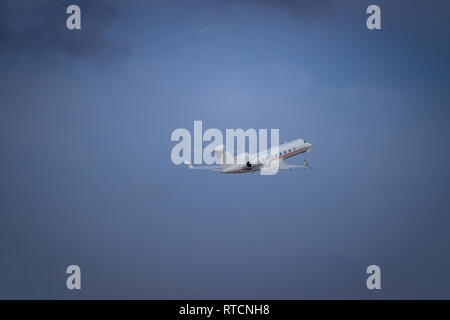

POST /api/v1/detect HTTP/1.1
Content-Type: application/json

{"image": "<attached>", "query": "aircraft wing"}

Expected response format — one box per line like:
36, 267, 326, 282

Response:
279, 159, 312, 170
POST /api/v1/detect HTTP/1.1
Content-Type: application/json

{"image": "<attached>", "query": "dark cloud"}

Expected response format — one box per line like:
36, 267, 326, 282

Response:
0, 0, 128, 58
0, 0, 334, 60
228, 0, 335, 18
0, 0, 13, 46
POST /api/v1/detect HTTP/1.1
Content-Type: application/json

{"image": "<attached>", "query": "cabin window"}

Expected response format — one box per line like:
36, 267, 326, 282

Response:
288, 149, 291, 152
279, 152, 282, 156
284, 151, 287, 154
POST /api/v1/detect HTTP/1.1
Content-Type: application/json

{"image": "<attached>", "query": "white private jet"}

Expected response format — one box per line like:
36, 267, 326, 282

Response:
184, 139, 312, 174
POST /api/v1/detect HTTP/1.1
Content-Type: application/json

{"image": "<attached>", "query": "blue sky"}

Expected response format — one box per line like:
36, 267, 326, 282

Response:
1, 0, 450, 298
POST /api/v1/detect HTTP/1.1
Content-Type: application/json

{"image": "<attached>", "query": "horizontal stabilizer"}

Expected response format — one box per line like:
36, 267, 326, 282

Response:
183, 160, 222, 171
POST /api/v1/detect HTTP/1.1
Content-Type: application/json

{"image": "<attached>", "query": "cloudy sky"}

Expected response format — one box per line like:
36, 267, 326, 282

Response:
1, 0, 450, 298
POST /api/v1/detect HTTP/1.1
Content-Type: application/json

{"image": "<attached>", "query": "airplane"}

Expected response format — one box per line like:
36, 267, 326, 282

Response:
184, 138, 312, 174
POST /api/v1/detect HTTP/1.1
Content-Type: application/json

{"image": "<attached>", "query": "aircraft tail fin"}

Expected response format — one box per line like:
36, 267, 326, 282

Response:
214, 145, 234, 170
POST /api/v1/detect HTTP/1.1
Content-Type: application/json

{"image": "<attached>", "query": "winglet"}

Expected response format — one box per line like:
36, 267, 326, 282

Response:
184, 160, 193, 169
304, 160, 312, 169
